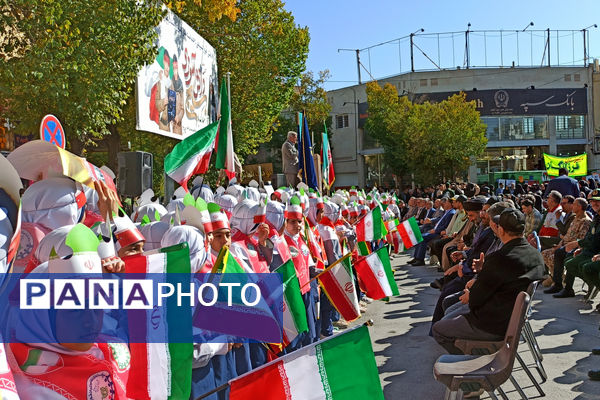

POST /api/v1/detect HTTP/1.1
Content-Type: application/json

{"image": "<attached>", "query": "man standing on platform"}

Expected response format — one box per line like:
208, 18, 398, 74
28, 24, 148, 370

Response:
282, 131, 299, 187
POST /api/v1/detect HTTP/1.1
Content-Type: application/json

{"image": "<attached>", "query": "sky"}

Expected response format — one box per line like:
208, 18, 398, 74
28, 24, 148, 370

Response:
283, 0, 600, 90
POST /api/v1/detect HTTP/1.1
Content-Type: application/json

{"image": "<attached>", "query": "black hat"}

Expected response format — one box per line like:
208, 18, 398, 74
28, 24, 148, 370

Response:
464, 197, 486, 211
454, 194, 468, 203
588, 189, 600, 201
493, 209, 526, 234
486, 195, 499, 206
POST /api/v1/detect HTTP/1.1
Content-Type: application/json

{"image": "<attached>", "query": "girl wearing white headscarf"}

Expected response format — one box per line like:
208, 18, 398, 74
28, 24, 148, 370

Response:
21, 177, 86, 231
139, 221, 170, 251
229, 200, 269, 274
161, 225, 208, 273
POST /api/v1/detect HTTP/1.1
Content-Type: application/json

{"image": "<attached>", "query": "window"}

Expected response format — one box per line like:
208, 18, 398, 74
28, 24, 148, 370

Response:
556, 115, 584, 139
481, 117, 500, 141
336, 114, 349, 129
419, 79, 428, 87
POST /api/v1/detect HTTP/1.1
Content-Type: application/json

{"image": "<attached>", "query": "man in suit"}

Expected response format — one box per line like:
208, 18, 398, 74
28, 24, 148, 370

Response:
432, 208, 545, 354
408, 198, 456, 266
281, 131, 299, 187
544, 167, 580, 198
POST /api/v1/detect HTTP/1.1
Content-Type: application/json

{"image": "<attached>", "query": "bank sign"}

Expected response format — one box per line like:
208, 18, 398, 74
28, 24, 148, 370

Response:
412, 88, 587, 116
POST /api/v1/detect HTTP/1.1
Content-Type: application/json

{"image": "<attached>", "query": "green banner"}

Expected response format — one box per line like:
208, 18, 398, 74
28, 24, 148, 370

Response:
543, 153, 587, 176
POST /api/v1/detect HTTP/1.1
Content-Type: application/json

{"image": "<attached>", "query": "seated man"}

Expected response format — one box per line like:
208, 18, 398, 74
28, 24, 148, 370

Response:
535, 190, 563, 249
543, 197, 591, 293
408, 197, 455, 266
521, 196, 542, 238
432, 208, 545, 354
554, 190, 600, 298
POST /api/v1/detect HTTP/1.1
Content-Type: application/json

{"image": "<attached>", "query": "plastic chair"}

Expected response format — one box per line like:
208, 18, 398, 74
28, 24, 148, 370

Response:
433, 292, 530, 400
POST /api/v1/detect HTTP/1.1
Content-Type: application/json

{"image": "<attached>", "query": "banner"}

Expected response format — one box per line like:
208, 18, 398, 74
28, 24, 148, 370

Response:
136, 9, 218, 140
543, 153, 587, 177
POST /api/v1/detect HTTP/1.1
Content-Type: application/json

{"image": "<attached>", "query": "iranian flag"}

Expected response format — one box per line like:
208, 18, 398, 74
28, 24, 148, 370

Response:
318, 253, 360, 322
164, 120, 220, 189
355, 246, 399, 300
397, 217, 423, 249
215, 77, 236, 179
321, 128, 335, 189
355, 206, 387, 242
229, 325, 384, 400
124, 244, 193, 400
275, 259, 308, 347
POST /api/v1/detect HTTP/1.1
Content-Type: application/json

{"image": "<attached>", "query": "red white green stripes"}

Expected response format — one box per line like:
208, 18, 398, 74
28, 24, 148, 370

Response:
355, 206, 387, 242
125, 244, 193, 400
276, 259, 308, 346
215, 77, 236, 179
164, 120, 220, 189
355, 247, 399, 300
229, 325, 384, 400
397, 217, 423, 249
318, 254, 360, 322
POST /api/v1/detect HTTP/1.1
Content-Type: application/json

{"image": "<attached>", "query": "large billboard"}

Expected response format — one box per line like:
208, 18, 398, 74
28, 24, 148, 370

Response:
136, 10, 218, 140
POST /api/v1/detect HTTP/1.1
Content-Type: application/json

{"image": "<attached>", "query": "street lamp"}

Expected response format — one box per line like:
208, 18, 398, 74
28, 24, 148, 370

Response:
410, 28, 424, 72
581, 24, 598, 66
522, 22, 534, 32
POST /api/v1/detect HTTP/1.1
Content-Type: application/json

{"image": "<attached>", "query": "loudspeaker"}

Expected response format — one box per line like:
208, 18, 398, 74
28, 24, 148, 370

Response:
117, 151, 153, 197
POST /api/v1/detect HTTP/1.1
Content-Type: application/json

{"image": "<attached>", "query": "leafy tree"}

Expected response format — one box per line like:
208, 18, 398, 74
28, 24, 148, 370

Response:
0, 0, 165, 153
365, 83, 487, 186
261, 70, 332, 172
167, 0, 240, 21
178, 0, 310, 159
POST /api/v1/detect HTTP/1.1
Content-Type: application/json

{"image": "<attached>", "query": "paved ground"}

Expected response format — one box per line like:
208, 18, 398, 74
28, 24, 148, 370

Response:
356, 251, 600, 399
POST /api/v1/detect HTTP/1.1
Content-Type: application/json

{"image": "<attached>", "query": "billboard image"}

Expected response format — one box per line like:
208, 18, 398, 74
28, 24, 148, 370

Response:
136, 9, 218, 140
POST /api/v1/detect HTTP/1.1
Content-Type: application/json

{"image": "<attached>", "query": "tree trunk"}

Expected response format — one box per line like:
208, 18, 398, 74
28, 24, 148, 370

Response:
105, 125, 121, 174
69, 136, 84, 156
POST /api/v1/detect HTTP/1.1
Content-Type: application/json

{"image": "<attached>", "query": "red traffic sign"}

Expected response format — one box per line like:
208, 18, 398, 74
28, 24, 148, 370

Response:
40, 114, 65, 149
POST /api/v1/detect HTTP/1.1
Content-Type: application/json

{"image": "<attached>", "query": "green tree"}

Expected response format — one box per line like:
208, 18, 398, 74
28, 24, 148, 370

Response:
263, 69, 332, 172
365, 83, 487, 186
178, 0, 310, 159
0, 0, 165, 153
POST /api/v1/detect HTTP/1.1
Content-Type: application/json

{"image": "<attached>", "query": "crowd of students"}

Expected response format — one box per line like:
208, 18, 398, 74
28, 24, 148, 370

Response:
0, 151, 411, 399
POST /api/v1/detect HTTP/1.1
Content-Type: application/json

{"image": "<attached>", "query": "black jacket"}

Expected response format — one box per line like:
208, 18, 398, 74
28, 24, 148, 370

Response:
466, 237, 545, 336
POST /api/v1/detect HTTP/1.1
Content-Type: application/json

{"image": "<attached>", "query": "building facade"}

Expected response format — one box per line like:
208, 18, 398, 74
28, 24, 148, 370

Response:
328, 65, 600, 188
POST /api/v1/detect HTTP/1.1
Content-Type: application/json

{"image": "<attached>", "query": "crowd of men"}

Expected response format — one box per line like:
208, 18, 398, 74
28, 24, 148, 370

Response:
396, 167, 600, 395
3, 147, 600, 399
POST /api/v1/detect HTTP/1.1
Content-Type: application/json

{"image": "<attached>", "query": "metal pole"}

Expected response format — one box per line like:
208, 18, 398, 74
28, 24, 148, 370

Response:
547, 28, 551, 67
355, 49, 362, 84
410, 33, 415, 72
583, 29, 587, 66
500, 30, 503, 66
465, 29, 470, 69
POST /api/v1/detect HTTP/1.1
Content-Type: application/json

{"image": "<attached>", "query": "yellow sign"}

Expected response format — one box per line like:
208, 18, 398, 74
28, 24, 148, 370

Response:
543, 153, 587, 176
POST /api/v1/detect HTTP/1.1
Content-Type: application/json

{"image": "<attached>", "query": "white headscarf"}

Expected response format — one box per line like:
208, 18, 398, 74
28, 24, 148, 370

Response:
22, 177, 85, 230
323, 201, 340, 224
167, 197, 186, 213
230, 199, 259, 235
307, 197, 322, 226
161, 225, 207, 273
244, 187, 260, 203
82, 185, 100, 214
192, 184, 214, 203
33, 225, 77, 266
0, 208, 12, 274
214, 194, 238, 218
133, 203, 168, 223
139, 221, 170, 251
266, 201, 285, 231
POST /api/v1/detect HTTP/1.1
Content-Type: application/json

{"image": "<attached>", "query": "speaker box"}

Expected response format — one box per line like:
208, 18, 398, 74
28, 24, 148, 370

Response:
117, 151, 153, 197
